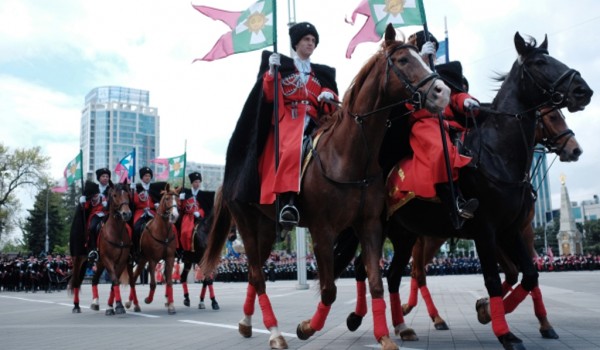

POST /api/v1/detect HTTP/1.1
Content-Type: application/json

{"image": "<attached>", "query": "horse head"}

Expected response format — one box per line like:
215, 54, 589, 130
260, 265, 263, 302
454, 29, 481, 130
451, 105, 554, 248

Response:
109, 183, 131, 222
513, 32, 593, 113
158, 183, 180, 224
536, 107, 582, 161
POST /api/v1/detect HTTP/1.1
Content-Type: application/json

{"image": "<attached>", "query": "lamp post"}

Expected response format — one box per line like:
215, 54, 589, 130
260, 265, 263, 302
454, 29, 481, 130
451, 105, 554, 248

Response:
45, 186, 50, 254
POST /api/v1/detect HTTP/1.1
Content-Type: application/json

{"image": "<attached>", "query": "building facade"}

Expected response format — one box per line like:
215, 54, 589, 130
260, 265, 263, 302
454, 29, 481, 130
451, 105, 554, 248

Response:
185, 162, 224, 191
531, 149, 553, 228
80, 86, 160, 180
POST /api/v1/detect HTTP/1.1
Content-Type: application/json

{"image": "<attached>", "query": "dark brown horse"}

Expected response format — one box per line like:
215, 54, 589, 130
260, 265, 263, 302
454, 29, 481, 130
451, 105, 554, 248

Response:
84, 183, 133, 315
335, 33, 592, 350
201, 25, 451, 350
342, 107, 583, 338
125, 183, 180, 314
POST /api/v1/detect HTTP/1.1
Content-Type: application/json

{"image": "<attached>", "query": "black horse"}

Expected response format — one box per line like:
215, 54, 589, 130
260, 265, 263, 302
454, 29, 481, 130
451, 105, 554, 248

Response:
334, 32, 592, 350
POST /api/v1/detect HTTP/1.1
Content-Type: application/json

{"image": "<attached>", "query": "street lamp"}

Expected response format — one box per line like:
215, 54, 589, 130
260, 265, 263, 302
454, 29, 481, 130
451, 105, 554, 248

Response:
45, 185, 49, 254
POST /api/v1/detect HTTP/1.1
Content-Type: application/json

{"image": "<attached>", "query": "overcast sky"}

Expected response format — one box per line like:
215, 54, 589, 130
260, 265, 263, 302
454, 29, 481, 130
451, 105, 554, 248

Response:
1, 0, 599, 236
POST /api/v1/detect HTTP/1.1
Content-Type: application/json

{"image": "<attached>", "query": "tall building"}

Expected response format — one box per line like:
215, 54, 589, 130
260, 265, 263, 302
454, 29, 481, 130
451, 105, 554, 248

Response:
80, 86, 160, 180
185, 162, 224, 191
531, 149, 553, 228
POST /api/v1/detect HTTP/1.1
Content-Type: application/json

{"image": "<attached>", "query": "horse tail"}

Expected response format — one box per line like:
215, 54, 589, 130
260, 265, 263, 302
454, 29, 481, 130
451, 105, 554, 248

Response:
200, 187, 231, 274
333, 227, 360, 280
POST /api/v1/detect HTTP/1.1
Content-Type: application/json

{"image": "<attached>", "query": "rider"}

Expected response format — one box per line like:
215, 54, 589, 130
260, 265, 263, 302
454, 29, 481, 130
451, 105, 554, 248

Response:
131, 166, 157, 258
259, 22, 339, 232
79, 168, 113, 261
406, 31, 480, 228
178, 172, 205, 255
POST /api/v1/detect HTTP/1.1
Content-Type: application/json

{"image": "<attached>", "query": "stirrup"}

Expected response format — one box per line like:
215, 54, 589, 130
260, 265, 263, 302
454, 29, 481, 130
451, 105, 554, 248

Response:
88, 250, 98, 261
457, 198, 479, 219
279, 204, 299, 227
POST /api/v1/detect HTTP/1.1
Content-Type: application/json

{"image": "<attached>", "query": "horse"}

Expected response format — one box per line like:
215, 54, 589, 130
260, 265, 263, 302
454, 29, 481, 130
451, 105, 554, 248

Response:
338, 106, 583, 339
201, 24, 451, 350
86, 183, 133, 315
377, 33, 590, 350
126, 183, 180, 314
178, 191, 220, 310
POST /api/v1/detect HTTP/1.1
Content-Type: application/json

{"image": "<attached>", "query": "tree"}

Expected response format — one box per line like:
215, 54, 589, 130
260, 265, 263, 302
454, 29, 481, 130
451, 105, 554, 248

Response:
22, 188, 66, 255
0, 143, 50, 242
583, 219, 600, 254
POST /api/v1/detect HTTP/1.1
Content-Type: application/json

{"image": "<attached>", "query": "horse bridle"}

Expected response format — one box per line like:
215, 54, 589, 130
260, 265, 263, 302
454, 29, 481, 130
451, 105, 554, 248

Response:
536, 108, 575, 154
158, 192, 178, 220
110, 188, 130, 221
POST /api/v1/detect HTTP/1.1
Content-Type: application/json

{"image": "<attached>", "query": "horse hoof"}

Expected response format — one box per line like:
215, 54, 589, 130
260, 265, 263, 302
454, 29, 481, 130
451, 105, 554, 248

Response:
269, 335, 288, 349
498, 332, 525, 350
238, 323, 252, 338
168, 307, 176, 315
134, 305, 141, 312
346, 312, 363, 332
72, 306, 81, 314
91, 304, 100, 311
434, 321, 450, 330
144, 297, 152, 304
540, 328, 559, 339
125, 301, 131, 309
394, 324, 418, 341
296, 319, 316, 341
105, 308, 115, 316
115, 307, 126, 315
198, 301, 206, 309
476, 297, 491, 324
183, 297, 190, 307
211, 300, 220, 310
379, 335, 399, 350
401, 303, 413, 316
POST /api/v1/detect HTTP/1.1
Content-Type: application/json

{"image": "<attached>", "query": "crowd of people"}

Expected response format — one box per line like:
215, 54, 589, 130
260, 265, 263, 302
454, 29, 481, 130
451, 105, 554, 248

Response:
0, 253, 70, 292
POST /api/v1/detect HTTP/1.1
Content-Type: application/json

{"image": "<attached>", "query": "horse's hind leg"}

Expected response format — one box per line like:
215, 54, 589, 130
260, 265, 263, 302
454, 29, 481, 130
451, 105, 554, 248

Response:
181, 261, 192, 307
346, 252, 367, 332
163, 255, 176, 315
530, 286, 559, 339
125, 262, 141, 312
90, 263, 104, 311
145, 260, 156, 304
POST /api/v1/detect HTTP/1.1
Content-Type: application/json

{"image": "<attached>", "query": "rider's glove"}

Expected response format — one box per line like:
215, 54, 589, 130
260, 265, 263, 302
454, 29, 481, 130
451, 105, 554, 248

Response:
464, 98, 480, 111
317, 91, 334, 102
268, 53, 280, 76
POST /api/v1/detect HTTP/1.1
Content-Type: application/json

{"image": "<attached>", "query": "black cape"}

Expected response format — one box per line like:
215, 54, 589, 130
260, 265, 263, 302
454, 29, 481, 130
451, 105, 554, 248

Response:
223, 50, 338, 204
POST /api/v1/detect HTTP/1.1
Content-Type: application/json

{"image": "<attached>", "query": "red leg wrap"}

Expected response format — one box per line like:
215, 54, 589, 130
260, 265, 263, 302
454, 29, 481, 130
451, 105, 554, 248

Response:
92, 285, 99, 299
166, 284, 173, 303
73, 287, 80, 304
503, 284, 528, 314
408, 277, 418, 307
129, 287, 138, 304
208, 284, 215, 299
372, 298, 390, 341
530, 286, 547, 317
489, 296, 510, 337
108, 288, 115, 306
420, 285, 439, 318
258, 293, 278, 329
309, 302, 331, 331
200, 285, 207, 300
113, 284, 122, 302
501, 280, 514, 297
243, 284, 256, 316
355, 281, 368, 317
389, 292, 404, 326
147, 288, 155, 302
182, 282, 189, 295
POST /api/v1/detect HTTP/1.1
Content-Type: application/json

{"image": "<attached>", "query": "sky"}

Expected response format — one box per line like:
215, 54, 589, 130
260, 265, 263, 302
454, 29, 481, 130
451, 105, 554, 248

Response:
1, 0, 599, 238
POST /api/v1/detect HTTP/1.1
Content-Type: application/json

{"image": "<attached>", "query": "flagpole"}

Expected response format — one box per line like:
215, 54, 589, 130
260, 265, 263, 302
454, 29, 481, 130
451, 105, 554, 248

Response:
181, 140, 187, 190
272, 0, 281, 237
419, 0, 460, 227
132, 147, 137, 184
444, 16, 449, 63
78, 149, 87, 234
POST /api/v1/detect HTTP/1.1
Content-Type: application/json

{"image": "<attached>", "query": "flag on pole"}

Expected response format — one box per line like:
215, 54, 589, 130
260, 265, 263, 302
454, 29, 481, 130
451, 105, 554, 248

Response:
52, 152, 83, 193
192, 0, 274, 62
114, 149, 136, 183
150, 158, 170, 180
346, 0, 426, 58
436, 39, 448, 64
168, 154, 187, 179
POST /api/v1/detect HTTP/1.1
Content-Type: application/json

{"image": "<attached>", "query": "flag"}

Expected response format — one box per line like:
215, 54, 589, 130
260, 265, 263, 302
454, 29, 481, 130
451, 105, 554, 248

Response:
346, 0, 426, 58
114, 149, 136, 183
436, 39, 448, 64
150, 158, 170, 180
169, 154, 186, 179
52, 152, 83, 193
192, 0, 274, 62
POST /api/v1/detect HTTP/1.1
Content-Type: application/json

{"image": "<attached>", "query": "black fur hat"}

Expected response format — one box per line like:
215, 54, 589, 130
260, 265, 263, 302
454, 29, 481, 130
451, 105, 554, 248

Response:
289, 22, 319, 50
95, 167, 111, 181
188, 172, 202, 183
83, 180, 100, 197
436, 61, 465, 92
409, 30, 439, 51
148, 182, 168, 203
139, 166, 153, 179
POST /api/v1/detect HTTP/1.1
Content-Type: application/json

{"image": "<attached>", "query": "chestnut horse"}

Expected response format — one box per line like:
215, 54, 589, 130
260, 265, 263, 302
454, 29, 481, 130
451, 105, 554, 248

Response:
126, 183, 180, 314
201, 25, 450, 350
340, 107, 582, 338
86, 183, 133, 315
334, 33, 592, 350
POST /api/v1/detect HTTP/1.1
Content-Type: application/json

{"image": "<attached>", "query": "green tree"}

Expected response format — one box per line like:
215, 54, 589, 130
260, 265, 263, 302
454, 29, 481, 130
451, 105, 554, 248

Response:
0, 143, 50, 242
22, 187, 66, 255
583, 219, 600, 254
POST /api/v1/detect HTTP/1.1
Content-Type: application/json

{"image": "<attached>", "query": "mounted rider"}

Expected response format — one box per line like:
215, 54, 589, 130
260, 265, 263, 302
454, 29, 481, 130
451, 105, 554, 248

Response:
79, 168, 113, 261
178, 172, 206, 254
131, 166, 159, 258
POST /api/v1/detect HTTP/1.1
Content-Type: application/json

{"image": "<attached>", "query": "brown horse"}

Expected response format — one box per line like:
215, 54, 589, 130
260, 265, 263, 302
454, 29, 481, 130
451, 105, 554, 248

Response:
201, 24, 450, 350
126, 183, 180, 314
342, 107, 582, 338
84, 183, 133, 315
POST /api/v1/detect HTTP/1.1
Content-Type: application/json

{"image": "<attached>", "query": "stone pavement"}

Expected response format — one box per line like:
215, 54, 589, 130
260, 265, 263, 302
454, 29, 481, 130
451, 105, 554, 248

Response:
1, 271, 599, 350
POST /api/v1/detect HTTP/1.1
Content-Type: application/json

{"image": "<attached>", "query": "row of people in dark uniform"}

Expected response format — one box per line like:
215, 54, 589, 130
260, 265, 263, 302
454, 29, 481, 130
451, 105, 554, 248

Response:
0, 253, 70, 292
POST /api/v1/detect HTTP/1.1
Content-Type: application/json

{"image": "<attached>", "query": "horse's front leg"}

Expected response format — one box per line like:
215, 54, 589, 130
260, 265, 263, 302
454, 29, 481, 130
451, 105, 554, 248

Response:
145, 259, 156, 304
125, 262, 141, 312
474, 231, 524, 350
181, 262, 192, 307
163, 254, 176, 314
90, 263, 104, 311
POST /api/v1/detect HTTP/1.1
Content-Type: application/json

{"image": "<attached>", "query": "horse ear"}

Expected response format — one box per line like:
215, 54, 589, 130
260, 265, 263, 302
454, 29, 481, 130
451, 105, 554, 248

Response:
384, 23, 396, 43
514, 31, 526, 57
540, 34, 548, 50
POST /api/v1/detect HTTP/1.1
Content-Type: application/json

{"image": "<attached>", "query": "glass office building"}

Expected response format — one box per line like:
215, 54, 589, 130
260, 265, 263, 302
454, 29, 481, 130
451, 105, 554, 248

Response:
80, 86, 160, 180
531, 148, 553, 228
